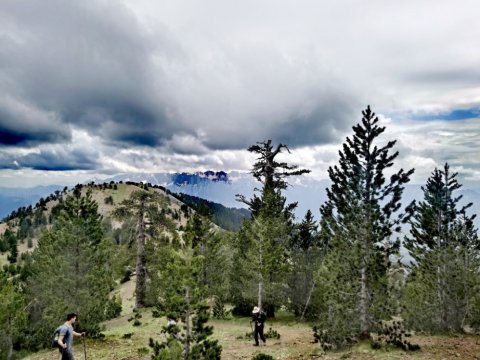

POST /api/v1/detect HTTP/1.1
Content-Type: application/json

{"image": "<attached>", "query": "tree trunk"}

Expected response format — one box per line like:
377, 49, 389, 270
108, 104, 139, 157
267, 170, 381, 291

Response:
359, 265, 368, 336
135, 205, 147, 308
5, 334, 13, 360
359, 223, 370, 337
300, 280, 316, 320
257, 281, 262, 309
257, 222, 263, 310
461, 248, 470, 329
185, 287, 191, 359
201, 241, 207, 287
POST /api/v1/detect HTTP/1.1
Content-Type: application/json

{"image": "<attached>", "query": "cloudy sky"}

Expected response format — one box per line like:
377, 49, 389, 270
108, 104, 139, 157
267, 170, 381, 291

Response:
0, 0, 479, 187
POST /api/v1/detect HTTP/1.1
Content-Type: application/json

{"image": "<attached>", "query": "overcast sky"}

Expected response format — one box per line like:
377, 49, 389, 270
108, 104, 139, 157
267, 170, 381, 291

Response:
0, 0, 479, 187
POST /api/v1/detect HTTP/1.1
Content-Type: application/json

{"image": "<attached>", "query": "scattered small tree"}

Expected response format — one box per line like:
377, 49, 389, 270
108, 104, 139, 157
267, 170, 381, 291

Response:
149, 236, 221, 359
287, 210, 323, 319
403, 163, 480, 331
0, 276, 26, 360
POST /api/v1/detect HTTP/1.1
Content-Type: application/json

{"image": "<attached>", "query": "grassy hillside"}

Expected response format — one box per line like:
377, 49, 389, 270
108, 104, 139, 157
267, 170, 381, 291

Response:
0, 182, 188, 267
0, 181, 247, 267
22, 307, 480, 360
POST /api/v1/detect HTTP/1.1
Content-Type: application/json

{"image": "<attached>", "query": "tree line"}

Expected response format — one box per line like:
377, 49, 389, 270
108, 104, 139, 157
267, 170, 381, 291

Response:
0, 106, 479, 359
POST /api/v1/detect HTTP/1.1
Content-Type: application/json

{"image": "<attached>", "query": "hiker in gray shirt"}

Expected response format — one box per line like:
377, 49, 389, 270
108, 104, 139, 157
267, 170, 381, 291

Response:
57, 312, 85, 360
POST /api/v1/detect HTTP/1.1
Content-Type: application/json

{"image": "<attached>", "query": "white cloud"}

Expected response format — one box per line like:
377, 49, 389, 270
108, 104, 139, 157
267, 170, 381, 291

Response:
1, 0, 480, 187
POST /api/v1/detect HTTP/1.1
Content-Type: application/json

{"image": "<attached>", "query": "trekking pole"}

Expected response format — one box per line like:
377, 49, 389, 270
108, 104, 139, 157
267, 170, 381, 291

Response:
83, 335, 87, 360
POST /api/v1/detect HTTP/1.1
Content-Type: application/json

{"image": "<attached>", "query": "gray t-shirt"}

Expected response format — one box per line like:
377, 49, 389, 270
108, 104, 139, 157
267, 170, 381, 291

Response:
59, 324, 74, 350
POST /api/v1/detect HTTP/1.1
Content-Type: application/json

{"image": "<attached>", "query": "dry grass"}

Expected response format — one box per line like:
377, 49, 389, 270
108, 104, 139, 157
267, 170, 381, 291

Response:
22, 308, 480, 360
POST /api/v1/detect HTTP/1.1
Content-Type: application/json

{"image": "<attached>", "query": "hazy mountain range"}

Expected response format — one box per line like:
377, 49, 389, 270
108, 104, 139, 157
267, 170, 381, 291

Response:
0, 185, 64, 219
1, 171, 479, 230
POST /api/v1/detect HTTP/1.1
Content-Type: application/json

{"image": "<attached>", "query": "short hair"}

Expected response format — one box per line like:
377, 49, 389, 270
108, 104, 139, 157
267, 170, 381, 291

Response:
66, 312, 77, 321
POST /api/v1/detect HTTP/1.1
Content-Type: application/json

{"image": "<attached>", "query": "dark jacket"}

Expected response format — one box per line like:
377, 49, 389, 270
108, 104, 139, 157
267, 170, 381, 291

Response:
252, 311, 267, 327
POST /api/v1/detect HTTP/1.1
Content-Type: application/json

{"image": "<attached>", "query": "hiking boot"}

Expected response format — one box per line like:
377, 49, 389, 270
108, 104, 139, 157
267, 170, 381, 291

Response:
253, 344, 259, 346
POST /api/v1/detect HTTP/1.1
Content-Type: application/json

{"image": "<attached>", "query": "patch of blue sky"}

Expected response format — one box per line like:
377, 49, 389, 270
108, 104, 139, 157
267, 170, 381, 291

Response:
413, 108, 480, 121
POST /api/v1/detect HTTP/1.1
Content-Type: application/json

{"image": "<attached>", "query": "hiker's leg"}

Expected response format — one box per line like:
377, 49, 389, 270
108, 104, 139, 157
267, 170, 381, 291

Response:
259, 324, 266, 343
61, 349, 74, 360
254, 326, 259, 345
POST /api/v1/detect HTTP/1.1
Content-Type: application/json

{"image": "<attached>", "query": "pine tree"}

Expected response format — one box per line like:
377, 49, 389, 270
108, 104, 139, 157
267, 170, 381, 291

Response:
113, 188, 173, 308
236, 139, 310, 219
244, 201, 291, 313
287, 210, 323, 319
184, 207, 213, 288
25, 190, 114, 348
4, 228, 17, 264
403, 163, 480, 331
0, 275, 26, 360
317, 106, 414, 339
182, 208, 230, 308
233, 140, 310, 316
405, 163, 475, 257
149, 230, 222, 359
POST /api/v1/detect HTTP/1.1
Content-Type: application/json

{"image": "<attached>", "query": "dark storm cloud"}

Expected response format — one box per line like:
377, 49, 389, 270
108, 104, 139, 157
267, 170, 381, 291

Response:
0, 0, 359, 159
273, 98, 360, 147
0, 148, 98, 171
200, 94, 359, 150
3, 0, 480, 178
0, 98, 71, 146
0, 0, 179, 148
69, 103, 176, 147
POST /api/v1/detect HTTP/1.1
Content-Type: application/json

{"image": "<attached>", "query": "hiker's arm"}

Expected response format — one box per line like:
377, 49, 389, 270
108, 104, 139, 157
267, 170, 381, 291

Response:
58, 335, 67, 349
73, 331, 85, 337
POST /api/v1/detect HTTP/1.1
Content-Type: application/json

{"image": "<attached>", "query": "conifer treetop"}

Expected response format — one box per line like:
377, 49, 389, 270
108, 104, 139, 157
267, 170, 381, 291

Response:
248, 140, 311, 191
237, 139, 310, 214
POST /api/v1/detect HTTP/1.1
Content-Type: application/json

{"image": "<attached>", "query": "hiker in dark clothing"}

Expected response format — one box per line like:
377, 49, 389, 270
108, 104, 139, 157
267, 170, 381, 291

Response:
251, 306, 267, 346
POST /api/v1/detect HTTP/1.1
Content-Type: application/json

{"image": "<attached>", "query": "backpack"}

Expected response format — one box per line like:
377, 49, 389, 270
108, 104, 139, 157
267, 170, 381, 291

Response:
51, 327, 62, 348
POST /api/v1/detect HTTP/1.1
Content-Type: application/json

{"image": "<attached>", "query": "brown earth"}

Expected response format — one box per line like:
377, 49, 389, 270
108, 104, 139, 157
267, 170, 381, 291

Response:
23, 313, 480, 360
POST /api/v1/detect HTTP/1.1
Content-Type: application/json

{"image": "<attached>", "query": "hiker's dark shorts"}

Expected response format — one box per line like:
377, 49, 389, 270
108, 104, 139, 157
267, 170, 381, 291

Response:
59, 348, 74, 360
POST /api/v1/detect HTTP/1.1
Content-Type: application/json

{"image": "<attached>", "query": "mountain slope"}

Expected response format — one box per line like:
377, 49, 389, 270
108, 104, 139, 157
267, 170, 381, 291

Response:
0, 181, 254, 266
175, 192, 250, 231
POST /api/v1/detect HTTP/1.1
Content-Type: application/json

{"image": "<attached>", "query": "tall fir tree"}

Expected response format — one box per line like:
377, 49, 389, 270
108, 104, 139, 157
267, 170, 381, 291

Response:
113, 188, 173, 308
403, 163, 480, 331
233, 140, 310, 316
317, 106, 414, 338
25, 190, 114, 349
236, 139, 310, 219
